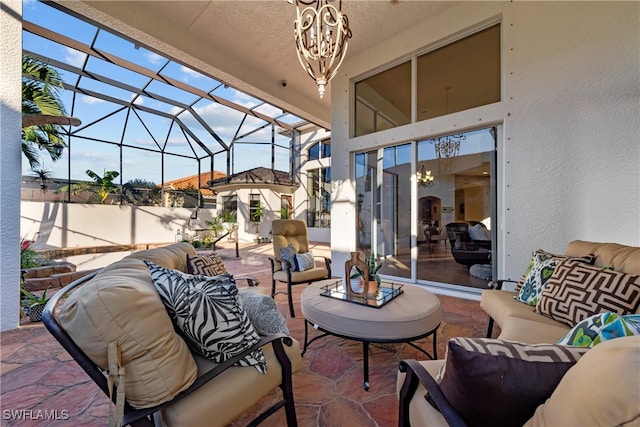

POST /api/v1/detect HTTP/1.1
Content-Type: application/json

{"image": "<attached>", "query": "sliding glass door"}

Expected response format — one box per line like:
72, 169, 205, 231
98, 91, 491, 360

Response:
355, 127, 496, 289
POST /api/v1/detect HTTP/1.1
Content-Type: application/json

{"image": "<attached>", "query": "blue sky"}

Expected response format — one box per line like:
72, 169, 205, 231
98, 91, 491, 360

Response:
22, 0, 300, 184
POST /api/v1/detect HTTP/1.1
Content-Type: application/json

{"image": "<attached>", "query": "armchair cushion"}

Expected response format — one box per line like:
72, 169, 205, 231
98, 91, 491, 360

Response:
432, 337, 588, 427
515, 250, 595, 306
186, 253, 227, 276
536, 259, 640, 327
295, 251, 315, 271
145, 262, 267, 373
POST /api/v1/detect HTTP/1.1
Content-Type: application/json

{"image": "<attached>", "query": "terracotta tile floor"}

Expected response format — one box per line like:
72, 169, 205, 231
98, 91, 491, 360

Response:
1, 242, 489, 427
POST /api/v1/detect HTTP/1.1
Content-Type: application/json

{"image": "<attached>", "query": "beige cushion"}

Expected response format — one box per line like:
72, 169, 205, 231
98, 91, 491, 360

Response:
271, 219, 310, 271
301, 282, 441, 340
59, 255, 198, 408
525, 336, 640, 427
161, 338, 302, 427
564, 241, 640, 275
126, 242, 196, 272
480, 289, 570, 329
396, 360, 449, 427
273, 267, 329, 284
497, 316, 569, 344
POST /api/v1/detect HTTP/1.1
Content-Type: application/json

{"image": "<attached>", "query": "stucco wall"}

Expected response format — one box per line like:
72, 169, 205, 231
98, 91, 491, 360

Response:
1, 0, 23, 332
330, 2, 640, 284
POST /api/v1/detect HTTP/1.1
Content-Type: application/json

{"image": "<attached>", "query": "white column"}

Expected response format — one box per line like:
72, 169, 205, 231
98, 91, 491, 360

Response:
0, 0, 23, 331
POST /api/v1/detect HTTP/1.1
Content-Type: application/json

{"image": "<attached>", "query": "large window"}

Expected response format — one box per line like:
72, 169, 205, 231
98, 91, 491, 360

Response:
354, 24, 500, 137
307, 167, 331, 228
308, 139, 331, 160
249, 194, 261, 222
221, 195, 237, 222
355, 61, 411, 137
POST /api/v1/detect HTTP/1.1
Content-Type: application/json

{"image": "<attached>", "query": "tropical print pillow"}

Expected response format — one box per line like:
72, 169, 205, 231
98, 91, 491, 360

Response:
515, 250, 595, 306
558, 312, 640, 347
145, 261, 266, 373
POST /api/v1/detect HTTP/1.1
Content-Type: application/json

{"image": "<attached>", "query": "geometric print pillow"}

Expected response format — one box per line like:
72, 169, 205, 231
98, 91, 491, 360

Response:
432, 337, 589, 427
186, 253, 228, 276
536, 259, 640, 327
557, 312, 640, 347
144, 261, 267, 373
515, 250, 595, 306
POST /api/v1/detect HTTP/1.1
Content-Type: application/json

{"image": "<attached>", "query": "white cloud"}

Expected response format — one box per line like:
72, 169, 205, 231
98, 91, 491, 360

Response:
180, 66, 202, 82
145, 52, 164, 65
131, 93, 144, 105
64, 48, 87, 68
81, 95, 104, 105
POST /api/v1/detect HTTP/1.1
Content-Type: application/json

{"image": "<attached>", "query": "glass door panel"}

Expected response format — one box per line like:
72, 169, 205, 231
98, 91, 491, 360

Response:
416, 127, 496, 288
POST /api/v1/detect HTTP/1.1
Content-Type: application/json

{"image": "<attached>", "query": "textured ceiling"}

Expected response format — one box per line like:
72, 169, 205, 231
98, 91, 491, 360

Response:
59, 1, 455, 128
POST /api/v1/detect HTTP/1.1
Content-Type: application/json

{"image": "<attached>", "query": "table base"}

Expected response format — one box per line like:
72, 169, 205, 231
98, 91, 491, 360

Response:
302, 319, 439, 391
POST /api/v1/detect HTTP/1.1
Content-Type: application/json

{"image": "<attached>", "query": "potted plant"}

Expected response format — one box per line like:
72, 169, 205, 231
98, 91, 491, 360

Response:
251, 203, 264, 243
20, 285, 50, 322
350, 252, 383, 295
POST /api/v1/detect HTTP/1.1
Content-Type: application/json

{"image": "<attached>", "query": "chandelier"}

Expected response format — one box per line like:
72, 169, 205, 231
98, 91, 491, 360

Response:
417, 164, 434, 187
432, 133, 466, 170
289, 0, 352, 98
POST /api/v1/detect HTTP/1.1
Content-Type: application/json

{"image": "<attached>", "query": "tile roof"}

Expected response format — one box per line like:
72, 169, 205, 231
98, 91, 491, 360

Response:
163, 171, 226, 196
207, 167, 297, 188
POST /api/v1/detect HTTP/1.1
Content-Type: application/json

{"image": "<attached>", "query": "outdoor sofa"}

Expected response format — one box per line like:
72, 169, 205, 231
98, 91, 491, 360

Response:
43, 242, 301, 426
397, 240, 640, 426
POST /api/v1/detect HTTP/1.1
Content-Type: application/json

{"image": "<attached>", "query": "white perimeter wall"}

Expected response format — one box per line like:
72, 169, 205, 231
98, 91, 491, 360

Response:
330, 2, 640, 283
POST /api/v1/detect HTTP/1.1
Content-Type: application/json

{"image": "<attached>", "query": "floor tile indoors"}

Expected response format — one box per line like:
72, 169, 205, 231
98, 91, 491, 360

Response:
1, 242, 489, 427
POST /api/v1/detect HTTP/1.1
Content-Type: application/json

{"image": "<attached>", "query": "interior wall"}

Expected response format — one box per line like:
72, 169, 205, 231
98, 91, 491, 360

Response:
0, 0, 22, 332
330, 1, 639, 283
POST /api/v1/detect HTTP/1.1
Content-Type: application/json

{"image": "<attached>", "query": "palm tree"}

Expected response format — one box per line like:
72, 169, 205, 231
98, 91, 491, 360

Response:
56, 169, 120, 204
22, 54, 68, 169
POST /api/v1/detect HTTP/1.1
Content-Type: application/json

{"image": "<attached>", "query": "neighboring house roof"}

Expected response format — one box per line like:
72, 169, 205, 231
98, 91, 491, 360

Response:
163, 172, 226, 197
207, 167, 299, 193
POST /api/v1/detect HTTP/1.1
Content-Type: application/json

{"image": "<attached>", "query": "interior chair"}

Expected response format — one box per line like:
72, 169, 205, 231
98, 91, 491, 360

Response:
431, 226, 449, 248
270, 219, 331, 317
42, 261, 299, 426
446, 221, 492, 267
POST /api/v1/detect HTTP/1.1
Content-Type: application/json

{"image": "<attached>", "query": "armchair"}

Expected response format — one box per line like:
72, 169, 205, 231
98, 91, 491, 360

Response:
270, 219, 331, 317
445, 222, 492, 267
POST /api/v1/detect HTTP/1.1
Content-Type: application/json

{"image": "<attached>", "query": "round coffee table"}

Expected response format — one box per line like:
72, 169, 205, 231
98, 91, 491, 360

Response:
300, 279, 442, 390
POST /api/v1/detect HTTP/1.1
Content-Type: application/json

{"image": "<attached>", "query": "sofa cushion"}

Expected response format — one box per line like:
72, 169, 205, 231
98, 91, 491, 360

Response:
536, 259, 640, 327
145, 261, 267, 373
514, 250, 595, 300
564, 240, 640, 275
525, 336, 640, 427
396, 359, 450, 427
186, 253, 228, 276
557, 312, 640, 347
58, 256, 198, 408
433, 337, 589, 427
498, 316, 570, 344
480, 289, 570, 333
239, 292, 290, 336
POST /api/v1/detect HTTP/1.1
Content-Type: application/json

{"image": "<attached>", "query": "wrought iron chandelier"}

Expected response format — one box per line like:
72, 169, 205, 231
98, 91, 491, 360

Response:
417, 164, 434, 187
289, 0, 352, 98
432, 133, 467, 170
